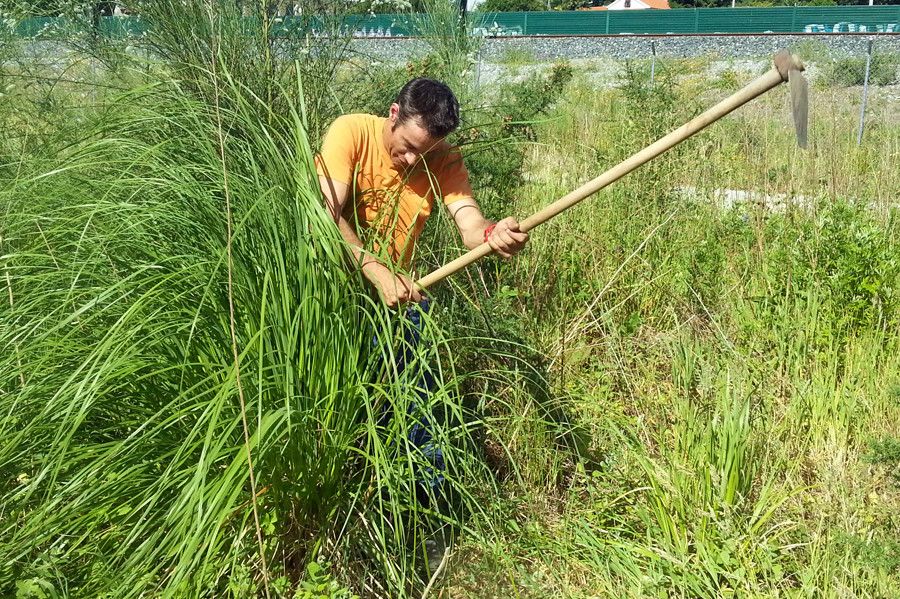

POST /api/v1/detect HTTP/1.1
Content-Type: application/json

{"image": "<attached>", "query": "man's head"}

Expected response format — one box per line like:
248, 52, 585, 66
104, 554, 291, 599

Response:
385, 78, 460, 171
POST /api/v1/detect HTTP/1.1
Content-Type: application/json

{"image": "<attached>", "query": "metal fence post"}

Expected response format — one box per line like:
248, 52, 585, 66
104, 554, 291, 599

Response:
476, 46, 482, 89
650, 41, 656, 87
857, 39, 874, 146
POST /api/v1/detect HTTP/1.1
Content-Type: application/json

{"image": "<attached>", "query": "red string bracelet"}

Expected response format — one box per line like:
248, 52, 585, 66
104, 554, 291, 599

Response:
483, 223, 496, 244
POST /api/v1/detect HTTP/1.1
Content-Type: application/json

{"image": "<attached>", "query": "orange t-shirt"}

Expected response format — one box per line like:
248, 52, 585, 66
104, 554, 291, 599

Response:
315, 114, 473, 268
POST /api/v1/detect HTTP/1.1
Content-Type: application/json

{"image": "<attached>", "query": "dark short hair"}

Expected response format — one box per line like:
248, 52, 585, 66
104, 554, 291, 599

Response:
394, 78, 460, 139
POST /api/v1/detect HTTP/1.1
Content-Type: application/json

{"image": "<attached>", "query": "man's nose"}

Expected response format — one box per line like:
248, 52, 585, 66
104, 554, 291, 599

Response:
404, 152, 417, 166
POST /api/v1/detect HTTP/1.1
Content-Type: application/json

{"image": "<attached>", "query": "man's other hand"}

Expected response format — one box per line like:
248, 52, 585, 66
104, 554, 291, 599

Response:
365, 263, 422, 308
487, 217, 529, 259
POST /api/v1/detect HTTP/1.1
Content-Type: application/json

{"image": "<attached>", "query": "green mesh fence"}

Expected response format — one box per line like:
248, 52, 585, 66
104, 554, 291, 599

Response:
12, 7, 900, 39
466, 7, 900, 36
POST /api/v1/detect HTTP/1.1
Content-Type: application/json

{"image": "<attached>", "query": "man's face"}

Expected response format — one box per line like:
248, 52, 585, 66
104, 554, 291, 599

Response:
386, 103, 441, 171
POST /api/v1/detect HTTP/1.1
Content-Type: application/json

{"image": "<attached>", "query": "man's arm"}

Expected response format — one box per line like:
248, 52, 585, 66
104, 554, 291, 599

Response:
319, 175, 422, 307
447, 198, 528, 259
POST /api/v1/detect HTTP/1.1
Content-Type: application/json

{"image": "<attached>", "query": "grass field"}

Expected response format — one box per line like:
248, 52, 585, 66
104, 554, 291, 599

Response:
1, 5, 899, 598
438, 61, 900, 598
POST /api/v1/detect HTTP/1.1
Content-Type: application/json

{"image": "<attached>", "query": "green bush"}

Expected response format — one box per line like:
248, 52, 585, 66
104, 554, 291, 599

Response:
826, 53, 900, 86
764, 200, 899, 337
457, 61, 574, 214
865, 436, 900, 484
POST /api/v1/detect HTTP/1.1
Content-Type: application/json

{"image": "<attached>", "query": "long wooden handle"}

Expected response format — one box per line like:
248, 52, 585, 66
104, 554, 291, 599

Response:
416, 54, 795, 291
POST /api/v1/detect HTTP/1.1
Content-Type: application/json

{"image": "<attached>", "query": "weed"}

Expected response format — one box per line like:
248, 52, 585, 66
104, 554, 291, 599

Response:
713, 67, 741, 91
498, 46, 535, 68
865, 436, 900, 484
792, 39, 832, 64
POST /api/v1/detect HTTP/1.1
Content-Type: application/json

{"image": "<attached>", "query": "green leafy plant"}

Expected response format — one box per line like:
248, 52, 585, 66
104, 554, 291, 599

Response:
294, 561, 358, 599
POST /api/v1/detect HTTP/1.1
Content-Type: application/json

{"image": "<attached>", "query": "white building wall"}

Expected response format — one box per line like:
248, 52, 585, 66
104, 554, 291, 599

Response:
607, 0, 653, 10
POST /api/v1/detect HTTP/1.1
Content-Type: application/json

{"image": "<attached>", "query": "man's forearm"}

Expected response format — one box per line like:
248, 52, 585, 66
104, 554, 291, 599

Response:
461, 216, 494, 250
335, 217, 366, 263
334, 215, 420, 305
447, 199, 495, 250
318, 175, 415, 302
453, 203, 529, 258
336, 217, 391, 280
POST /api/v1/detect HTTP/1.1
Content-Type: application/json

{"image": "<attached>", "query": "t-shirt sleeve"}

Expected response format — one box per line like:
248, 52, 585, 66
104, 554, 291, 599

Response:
436, 147, 474, 206
315, 116, 358, 185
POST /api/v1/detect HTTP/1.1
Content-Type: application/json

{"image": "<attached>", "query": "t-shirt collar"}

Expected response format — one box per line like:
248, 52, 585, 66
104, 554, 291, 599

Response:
377, 117, 395, 169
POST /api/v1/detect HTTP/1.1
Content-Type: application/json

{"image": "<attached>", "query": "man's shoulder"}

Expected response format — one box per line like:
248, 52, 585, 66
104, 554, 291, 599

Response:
330, 113, 383, 135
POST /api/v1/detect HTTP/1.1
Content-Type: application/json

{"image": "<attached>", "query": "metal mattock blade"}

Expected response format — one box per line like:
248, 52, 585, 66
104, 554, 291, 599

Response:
789, 67, 809, 149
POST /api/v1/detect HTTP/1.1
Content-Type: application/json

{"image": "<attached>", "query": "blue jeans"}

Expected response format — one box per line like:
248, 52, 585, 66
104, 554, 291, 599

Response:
378, 299, 445, 500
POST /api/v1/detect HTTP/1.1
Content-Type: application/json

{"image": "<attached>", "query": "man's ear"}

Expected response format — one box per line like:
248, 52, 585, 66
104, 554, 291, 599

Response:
388, 103, 400, 124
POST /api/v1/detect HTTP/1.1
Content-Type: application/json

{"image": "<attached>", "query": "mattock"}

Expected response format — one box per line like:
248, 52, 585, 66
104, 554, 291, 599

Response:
416, 49, 809, 291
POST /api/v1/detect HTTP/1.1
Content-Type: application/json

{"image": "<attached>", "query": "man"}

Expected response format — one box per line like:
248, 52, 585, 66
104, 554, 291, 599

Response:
316, 78, 528, 574
316, 77, 528, 306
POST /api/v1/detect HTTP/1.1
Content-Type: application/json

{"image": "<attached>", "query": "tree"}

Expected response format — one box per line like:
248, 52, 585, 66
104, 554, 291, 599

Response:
553, 0, 598, 9
353, 0, 461, 13
664, 0, 900, 6
479, 0, 546, 11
